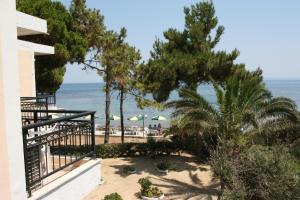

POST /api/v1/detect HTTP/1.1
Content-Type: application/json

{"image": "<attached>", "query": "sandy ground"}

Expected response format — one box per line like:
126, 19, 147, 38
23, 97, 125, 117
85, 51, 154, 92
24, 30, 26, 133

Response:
83, 154, 219, 200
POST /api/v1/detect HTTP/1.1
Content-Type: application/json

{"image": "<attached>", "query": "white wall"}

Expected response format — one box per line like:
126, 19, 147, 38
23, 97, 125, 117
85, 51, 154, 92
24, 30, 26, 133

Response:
29, 159, 101, 200
0, 0, 27, 199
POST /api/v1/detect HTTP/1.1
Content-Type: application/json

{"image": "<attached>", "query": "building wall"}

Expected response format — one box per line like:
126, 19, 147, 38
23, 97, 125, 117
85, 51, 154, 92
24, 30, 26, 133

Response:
0, 34, 12, 200
0, 0, 27, 199
18, 49, 35, 97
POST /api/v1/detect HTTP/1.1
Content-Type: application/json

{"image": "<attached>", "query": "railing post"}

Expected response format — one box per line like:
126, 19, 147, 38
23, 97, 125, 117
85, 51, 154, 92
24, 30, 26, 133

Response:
45, 97, 49, 119
22, 128, 31, 197
33, 110, 38, 132
91, 113, 96, 157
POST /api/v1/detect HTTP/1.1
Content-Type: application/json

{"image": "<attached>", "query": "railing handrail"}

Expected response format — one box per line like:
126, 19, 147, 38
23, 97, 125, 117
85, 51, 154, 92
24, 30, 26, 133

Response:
22, 110, 96, 130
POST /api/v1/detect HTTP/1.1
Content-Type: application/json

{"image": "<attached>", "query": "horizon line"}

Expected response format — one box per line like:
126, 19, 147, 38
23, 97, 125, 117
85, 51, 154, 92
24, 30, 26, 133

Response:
62, 79, 300, 84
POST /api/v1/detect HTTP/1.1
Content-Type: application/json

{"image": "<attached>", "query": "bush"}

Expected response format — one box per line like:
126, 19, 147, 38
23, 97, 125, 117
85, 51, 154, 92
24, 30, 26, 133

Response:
123, 165, 136, 173
50, 139, 180, 159
103, 193, 123, 200
238, 145, 300, 200
138, 178, 163, 198
211, 144, 300, 200
291, 139, 300, 160
156, 160, 171, 171
95, 140, 179, 158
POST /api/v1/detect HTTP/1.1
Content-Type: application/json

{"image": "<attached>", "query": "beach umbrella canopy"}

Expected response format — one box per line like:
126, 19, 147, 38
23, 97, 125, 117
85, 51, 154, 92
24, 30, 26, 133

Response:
127, 115, 143, 121
151, 115, 167, 121
109, 115, 120, 120
84, 114, 99, 120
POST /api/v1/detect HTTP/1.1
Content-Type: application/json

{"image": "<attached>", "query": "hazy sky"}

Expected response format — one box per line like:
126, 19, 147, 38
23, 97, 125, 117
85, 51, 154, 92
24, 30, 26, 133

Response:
60, 0, 300, 83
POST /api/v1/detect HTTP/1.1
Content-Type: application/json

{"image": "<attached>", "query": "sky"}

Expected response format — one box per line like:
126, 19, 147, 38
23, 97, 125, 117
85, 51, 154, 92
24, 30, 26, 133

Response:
60, 0, 300, 83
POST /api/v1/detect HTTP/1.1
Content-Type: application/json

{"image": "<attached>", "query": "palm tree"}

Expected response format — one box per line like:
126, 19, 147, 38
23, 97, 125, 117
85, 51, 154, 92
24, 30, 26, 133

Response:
167, 71, 299, 199
166, 71, 299, 145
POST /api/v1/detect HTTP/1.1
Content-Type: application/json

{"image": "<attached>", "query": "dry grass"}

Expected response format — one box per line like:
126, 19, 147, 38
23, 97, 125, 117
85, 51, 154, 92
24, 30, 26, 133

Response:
83, 153, 219, 200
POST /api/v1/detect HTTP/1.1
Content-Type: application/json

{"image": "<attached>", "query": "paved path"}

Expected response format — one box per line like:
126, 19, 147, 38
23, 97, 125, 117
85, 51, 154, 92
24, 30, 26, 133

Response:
83, 154, 219, 200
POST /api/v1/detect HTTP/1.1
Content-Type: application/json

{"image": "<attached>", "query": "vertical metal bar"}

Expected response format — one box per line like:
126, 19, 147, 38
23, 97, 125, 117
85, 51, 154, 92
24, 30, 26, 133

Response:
91, 114, 96, 157
79, 125, 82, 156
64, 132, 67, 165
22, 129, 31, 197
45, 143, 48, 175
52, 140, 55, 171
34, 111, 38, 131
45, 97, 49, 119
73, 129, 76, 160
58, 131, 61, 168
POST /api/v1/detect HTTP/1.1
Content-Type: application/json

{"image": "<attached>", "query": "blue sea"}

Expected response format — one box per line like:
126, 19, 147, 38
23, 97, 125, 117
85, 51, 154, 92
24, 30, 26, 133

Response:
56, 80, 300, 128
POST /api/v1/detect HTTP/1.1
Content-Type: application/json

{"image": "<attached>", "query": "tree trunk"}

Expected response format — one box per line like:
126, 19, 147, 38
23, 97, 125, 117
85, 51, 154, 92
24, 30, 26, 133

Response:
120, 86, 125, 143
104, 82, 111, 144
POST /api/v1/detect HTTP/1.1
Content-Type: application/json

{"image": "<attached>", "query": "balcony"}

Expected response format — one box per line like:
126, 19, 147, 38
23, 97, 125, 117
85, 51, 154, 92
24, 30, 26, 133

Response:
20, 97, 100, 199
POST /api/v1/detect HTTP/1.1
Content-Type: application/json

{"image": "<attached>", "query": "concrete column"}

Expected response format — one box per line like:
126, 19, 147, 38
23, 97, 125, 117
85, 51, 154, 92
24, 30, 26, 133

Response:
0, 0, 27, 199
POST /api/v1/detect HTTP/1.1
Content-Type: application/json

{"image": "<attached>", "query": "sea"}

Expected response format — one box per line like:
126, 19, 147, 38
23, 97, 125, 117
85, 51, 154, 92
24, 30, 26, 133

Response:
56, 80, 300, 128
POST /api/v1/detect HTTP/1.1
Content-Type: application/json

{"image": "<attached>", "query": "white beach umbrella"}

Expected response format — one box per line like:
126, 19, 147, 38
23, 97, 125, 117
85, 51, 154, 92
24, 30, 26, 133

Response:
151, 115, 167, 121
109, 115, 120, 121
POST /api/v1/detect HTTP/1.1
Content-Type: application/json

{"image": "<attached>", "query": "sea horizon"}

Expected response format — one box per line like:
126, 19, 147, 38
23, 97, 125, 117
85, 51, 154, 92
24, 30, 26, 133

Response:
56, 80, 300, 128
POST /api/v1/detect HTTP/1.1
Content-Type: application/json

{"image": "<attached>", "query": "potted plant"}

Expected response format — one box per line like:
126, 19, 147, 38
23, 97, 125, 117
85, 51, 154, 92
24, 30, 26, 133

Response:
123, 165, 137, 174
138, 178, 164, 200
156, 160, 171, 173
103, 192, 123, 200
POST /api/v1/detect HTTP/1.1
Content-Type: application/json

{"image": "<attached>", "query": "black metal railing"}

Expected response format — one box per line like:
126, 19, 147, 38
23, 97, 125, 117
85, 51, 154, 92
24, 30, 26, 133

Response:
22, 109, 96, 196
21, 94, 56, 125
36, 93, 56, 105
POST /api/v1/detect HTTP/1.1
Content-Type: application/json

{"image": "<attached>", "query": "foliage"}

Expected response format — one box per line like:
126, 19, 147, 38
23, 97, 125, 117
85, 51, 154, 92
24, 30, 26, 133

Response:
242, 146, 299, 200
156, 160, 171, 171
137, 1, 239, 102
138, 178, 163, 198
82, 27, 135, 143
103, 193, 123, 200
166, 69, 299, 146
51, 140, 180, 159
210, 141, 236, 187
211, 144, 300, 200
17, 0, 103, 92
138, 178, 152, 191
167, 68, 300, 199
123, 165, 136, 173
94, 140, 179, 158
166, 118, 217, 159
111, 36, 141, 143
291, 139, 300, 160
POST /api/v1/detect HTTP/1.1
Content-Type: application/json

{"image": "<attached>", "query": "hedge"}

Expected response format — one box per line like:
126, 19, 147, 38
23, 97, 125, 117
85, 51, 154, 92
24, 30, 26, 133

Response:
51, 139, 181, 159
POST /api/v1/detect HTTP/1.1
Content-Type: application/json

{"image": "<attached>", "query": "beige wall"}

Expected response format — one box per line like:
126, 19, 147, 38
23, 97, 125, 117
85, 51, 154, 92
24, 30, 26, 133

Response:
0, 35, 12, 200
18, 49, 35, 97
0, 0, 27, 199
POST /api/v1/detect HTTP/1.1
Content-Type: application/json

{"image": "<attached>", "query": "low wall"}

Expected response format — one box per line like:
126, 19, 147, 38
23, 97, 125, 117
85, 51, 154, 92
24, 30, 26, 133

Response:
29, 159, 101, 200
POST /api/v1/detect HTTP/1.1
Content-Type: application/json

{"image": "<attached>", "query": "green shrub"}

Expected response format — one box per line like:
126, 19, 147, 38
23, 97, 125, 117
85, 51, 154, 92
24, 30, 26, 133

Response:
123, 165, 136, 173
103, 193, 123, 200
239, 145, 300, 200
95, 140, 179, 158
156, 160, 171, 171
138, 178, 163, 198
50, 140, 180, 159
212, 144, 300, 200
291, 139, 300, 160
138, 178, 152, 191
